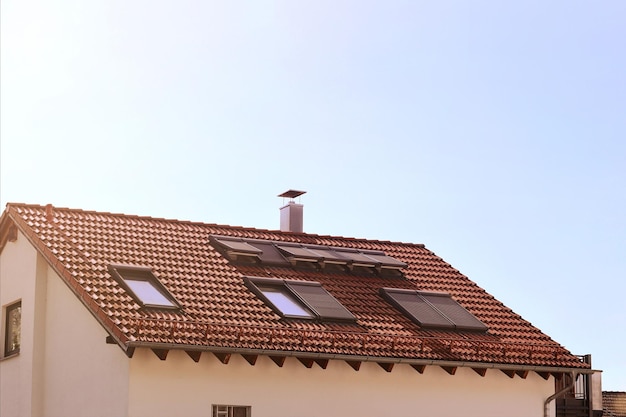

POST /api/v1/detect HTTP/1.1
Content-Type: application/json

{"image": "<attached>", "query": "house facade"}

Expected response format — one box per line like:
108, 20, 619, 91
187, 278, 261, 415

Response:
0, 202, 602, 417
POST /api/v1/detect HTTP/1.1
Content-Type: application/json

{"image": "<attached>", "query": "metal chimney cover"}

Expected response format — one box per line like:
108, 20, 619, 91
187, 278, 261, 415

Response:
278, 190, 306, 199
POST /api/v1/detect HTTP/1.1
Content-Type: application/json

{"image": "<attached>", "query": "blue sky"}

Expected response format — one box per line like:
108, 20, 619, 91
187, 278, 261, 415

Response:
2, 1, 624, 390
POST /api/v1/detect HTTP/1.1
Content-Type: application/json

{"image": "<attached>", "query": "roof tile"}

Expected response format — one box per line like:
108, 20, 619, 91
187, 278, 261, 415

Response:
1, 203, 588, 369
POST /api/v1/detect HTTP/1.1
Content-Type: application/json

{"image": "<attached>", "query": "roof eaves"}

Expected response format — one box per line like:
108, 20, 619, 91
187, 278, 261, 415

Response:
126, 341, 595, 374
0, 211, 18, 253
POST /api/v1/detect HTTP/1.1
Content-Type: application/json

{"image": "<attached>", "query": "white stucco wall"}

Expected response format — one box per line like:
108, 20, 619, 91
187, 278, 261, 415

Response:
129, 348, 555, 417
41, 261, 130, 417
1, 229, 39, 417
0, 230, 131, 417
1, 229, 559, 417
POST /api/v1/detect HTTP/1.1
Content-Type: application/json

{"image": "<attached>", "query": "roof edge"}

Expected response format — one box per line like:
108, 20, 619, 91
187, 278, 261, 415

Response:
126, 341, 595, 373
2, 204, 130, 347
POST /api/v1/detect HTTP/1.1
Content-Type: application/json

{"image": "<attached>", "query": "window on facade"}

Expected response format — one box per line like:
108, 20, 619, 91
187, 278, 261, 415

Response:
212, 405, 251, 417
380, 288, 488, 332
245, 277, 356, 322
4, 300, 21, 356
108, 265, 180, 309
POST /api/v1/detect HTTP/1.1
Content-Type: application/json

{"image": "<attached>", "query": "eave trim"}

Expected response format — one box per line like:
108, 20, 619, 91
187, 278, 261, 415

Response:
125, 341, 596, 374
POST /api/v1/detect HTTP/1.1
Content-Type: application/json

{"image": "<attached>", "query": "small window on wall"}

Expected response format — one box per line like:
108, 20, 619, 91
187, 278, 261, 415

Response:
4, 300, 21, 356
212, 404, 251, 417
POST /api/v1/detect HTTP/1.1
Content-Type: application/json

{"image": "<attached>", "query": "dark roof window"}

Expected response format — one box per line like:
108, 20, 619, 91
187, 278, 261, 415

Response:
209, 236, 263, 263
245, 277, 356, 322
108, 265, 181, 310
380, 288, 487, 332
212, 239, 262, 255
210, 235, 407, 274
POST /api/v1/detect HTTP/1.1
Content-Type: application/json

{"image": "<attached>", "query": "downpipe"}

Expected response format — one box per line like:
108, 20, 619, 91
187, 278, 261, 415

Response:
544, 371, 577, 417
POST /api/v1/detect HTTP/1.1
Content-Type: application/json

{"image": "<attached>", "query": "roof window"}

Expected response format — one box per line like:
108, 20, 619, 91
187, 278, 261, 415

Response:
256, 285, 314, 318
210, 235, 407, 275
108, 265, 180, 310
245, 277, 356, 322
208, 236, 263, 263
380, 288, 487, 332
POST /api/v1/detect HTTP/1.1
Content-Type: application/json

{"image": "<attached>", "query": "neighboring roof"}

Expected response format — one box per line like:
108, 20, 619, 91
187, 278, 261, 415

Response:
0, 203, 590, 372
604, 392, 626, 417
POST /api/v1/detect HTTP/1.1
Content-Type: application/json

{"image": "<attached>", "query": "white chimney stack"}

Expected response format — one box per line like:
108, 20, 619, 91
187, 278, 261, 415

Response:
278, 190, 306, 233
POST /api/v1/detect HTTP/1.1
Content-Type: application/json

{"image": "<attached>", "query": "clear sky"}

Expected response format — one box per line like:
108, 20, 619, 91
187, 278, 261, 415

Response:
1, 1, 624, 390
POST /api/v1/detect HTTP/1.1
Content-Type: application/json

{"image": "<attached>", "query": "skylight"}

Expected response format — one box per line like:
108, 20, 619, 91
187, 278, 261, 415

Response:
257, 285, 314, 318
108, 265, 180, 310
380, 288, 487, 332
210, 235, 407, 274
245, 277, 356, 322
124, 279, 175, 307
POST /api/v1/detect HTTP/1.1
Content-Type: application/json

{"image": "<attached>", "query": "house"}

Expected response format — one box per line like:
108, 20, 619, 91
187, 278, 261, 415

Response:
603, 391, 626, 417
0, 197, 603, 417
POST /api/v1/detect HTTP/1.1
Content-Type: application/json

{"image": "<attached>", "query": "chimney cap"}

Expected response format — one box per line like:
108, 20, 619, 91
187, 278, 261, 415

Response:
278, 189, 306, 199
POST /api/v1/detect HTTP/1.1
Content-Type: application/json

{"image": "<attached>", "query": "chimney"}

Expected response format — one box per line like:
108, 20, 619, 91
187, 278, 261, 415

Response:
278, 190, 306, 233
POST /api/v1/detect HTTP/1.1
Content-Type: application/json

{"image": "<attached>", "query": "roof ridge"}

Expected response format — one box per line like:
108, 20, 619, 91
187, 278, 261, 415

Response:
5, 202, 426, 247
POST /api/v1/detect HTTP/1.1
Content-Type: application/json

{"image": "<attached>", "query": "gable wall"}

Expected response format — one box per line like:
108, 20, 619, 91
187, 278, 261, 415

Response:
0, 229, 131, 417
41, 261, 131, 416
1, 230, 40, 416
128, 348, 555, 417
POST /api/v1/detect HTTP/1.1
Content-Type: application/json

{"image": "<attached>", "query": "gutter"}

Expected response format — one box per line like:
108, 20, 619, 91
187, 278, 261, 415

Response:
126, 341, 596, 375
544, 371, 577, 417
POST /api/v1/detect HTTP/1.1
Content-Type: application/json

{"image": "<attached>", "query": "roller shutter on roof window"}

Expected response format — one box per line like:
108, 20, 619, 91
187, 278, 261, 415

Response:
214, 239, 262, 255
209, 235, 407, 274
210, 236, 290, 265
286, 281, 356, 322
386, 290, 454, 329
380, 288, 487, 332
419, 292, 488, 332
275, 244, 322, 261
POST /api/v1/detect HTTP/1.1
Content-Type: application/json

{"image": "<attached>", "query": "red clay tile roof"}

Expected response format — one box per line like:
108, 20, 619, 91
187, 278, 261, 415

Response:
0, 203, 589, 370
604, 392, 626, 417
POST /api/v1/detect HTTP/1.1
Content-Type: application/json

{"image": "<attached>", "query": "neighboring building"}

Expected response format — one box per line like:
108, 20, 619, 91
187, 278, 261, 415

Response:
0, 198, 603, 417
603, 392, 626, 417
